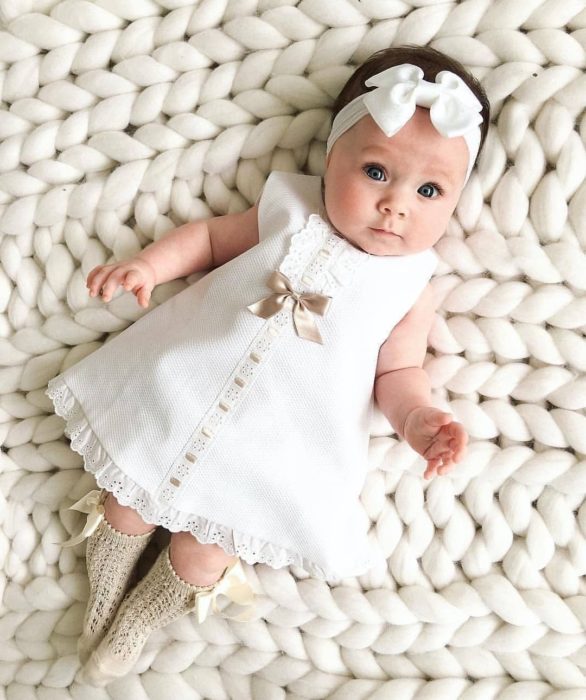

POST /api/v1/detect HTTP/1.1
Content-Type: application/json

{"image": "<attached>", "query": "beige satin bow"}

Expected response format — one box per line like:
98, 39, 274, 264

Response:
247, 270, 332, 344
58, 489, 256, 623
61, 489, 106, 547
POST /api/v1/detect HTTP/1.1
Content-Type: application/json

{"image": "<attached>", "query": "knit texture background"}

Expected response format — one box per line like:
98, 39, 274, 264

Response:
0, 0, 585, 697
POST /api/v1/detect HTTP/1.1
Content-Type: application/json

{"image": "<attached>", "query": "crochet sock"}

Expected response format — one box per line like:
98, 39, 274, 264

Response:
78, 517, 156, 665
80, 544, 223, 686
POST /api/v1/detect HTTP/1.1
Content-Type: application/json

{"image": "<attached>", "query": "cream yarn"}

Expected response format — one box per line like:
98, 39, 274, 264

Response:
78, 515, 156, 665
1, 0, 585, 697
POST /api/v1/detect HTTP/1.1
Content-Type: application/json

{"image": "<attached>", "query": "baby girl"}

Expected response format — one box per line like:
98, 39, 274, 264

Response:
46, 45, 490, 685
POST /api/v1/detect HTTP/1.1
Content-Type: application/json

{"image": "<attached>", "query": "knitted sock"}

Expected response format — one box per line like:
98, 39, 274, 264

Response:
80, 544, 221, 686
78, 517, 156, 665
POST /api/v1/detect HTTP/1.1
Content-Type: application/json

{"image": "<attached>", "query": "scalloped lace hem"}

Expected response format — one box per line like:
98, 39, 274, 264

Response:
45, 374, 378, 581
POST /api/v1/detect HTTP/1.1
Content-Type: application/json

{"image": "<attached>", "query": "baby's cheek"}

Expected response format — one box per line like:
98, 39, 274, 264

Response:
326, 182, 353, 223
339, 185, 364, 217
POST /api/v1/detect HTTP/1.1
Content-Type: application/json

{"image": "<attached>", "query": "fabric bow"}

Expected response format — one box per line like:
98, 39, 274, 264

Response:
362, 63, 483, 139
326, 62, 484, 183
247, 270, 332, 344
189, 557, 256, 624
58, 489, 257, 623
60, 489, 106, 547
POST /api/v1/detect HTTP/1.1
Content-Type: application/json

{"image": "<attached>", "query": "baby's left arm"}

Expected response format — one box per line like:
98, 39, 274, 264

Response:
374, 284, 468, 479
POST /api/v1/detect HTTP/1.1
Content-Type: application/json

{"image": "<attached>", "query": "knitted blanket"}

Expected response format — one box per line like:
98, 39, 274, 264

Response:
1, 1, 585, 697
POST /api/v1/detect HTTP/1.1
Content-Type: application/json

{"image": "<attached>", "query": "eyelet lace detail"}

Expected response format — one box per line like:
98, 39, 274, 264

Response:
279, 214, 368, 295
46, 375, 378, 581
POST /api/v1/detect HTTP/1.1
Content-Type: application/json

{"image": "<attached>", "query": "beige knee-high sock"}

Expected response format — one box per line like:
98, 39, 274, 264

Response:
81, 544, 223, 686
78, 518, 156, 665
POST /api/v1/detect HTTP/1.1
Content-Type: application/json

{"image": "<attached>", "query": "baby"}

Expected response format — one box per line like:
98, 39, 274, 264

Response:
46, 45, 490, 685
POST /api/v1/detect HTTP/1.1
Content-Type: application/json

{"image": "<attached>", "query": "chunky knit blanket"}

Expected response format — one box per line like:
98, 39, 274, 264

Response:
1, 1, 585, 697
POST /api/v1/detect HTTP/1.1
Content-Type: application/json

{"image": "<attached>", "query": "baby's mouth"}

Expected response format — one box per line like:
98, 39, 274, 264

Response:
370, 227, 399, 237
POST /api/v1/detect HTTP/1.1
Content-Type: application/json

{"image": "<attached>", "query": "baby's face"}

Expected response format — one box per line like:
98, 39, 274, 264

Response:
323, 107, 469, 256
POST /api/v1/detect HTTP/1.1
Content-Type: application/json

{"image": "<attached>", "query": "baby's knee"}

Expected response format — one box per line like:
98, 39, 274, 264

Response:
170, 531, 234, 572
104, 492, 156, 535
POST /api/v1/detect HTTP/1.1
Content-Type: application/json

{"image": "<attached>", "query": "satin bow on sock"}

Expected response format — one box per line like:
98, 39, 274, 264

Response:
59, 489, 256, 623
60, 489, 106, 547
189, 557, 256, 623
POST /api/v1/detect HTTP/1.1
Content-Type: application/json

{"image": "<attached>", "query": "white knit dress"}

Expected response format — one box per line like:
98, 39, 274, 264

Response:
46, 170, 438, 581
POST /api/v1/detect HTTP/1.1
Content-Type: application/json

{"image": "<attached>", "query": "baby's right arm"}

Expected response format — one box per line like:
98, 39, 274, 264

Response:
87, 205, 260, 308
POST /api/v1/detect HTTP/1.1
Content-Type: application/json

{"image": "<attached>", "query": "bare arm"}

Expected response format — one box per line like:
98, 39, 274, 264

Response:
374, 284, 468, 479
137, 204, 260, 284
87, 205, 260, 306
374, 283, 436, 437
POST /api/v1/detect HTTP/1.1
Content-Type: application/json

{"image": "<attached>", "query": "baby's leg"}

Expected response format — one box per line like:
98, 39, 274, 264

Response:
104, 494, 235, 585
83, 530, 239, 685
169, 531, 237, 585
78, 492, 156, 664
103, 492, 157, 535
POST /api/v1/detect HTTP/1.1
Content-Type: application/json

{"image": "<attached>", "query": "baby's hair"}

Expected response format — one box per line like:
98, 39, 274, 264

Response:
332, 45, 491, 167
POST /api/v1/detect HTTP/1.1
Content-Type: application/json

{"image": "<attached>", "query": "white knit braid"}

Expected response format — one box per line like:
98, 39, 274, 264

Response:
1, 0, 585, 697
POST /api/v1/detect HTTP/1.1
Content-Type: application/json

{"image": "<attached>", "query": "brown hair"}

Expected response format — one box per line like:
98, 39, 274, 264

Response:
331, 45, 490, 166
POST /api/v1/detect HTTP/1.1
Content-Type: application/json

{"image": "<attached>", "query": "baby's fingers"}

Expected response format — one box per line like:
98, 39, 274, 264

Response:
98, 272, 128, 302
86, 265, 102, 288
122, 269, 142, 291
448, 423, 468, 461
136, 286, 151, 308
425, 453, 455, 480
87, 265, 114, 297
87, 265, 112, 296
437, 458, 457, 476
424, 458, 442, 480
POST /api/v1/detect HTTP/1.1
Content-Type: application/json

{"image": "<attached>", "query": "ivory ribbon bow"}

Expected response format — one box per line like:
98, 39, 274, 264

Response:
59, 489, 256, 624
247, 270, 332, 344
189, 557, 256, 624
61, 489, 106, 547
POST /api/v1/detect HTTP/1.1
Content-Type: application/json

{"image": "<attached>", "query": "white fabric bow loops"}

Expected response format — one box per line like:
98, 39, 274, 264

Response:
363, 64, 483, 139
326, 62, 484, 183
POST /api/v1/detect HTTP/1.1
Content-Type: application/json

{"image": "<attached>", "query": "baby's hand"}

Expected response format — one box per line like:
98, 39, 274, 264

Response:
86, 258, 156, 308
403, 407, 468, 480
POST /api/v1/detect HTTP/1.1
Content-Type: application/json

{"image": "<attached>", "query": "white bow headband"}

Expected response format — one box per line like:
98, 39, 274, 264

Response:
326, 63, 484, 184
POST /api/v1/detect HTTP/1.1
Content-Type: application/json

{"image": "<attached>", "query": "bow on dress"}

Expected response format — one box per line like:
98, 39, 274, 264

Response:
59, 489, 256, 624
247, 270, 332, 344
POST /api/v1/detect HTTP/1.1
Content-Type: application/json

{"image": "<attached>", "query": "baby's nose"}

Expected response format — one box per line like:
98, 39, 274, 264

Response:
379, 199, 407, 218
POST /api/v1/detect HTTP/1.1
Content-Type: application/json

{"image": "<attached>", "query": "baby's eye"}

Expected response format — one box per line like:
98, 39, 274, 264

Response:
363, 165, 386, 181
418, 183, 442, 198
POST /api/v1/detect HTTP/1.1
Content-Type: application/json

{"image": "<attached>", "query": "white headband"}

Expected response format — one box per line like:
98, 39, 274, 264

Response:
326, 63, 484, 184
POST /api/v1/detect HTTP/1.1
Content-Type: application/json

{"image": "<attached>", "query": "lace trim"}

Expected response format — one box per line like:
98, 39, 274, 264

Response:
279, 214, 368, 295
156, 308, 292, 507
45, 375, 378, 581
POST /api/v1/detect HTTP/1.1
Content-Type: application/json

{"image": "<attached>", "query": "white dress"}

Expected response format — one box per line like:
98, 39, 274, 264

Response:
46, 170, 438, 581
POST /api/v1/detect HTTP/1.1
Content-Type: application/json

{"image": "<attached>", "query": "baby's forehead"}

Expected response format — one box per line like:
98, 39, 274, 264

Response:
349, 112, 469, 172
